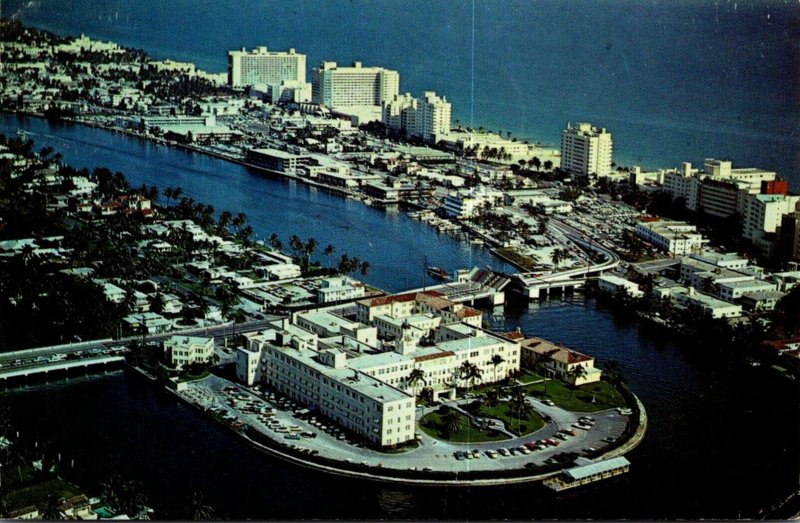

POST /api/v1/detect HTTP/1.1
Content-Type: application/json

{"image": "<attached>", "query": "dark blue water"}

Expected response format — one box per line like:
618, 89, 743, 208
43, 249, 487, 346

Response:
0, 114, 506, 292
0, 115, 798, 519
6, 0, 800, 187
3, 300, 798, 519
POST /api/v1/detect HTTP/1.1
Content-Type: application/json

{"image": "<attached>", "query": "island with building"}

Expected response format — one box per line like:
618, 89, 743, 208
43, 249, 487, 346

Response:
1, 17, 799, 517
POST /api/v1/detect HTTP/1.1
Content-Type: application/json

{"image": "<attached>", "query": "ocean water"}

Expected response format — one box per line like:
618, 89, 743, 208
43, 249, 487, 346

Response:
4, 0, 800, 186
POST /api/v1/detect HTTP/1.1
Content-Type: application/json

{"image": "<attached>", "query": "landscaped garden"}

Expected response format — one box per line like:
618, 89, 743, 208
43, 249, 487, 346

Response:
419, 406, 508, 443
475, 401, 546, 436
524, 378, 626, 412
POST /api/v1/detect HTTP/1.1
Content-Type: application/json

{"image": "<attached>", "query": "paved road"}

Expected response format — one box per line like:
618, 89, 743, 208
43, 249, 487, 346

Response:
0, 316, 281, 367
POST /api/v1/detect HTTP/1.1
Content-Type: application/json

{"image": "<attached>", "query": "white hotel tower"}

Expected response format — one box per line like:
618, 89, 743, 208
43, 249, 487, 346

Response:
382, 91, 451, 142
311, 61, 399, 108
228, 46, 307, 87
560, 122, 613, 177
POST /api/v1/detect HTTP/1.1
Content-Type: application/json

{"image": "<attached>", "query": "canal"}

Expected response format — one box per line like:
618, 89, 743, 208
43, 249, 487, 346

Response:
0, 114, 798, 519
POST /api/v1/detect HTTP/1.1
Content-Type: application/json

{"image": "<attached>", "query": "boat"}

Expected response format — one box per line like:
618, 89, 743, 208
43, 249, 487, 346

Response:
426, 266, 451, 281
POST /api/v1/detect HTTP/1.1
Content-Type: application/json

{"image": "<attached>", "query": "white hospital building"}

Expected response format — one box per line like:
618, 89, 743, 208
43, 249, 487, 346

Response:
237, 291, 520, 447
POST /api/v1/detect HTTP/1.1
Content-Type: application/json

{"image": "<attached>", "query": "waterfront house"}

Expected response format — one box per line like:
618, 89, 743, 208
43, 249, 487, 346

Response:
520, 337, 602, 385
163, 335, 214, 370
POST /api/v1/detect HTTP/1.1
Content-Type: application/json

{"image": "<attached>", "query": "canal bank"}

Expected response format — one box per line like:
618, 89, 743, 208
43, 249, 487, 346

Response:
0, 114, 798, 519
155, 370, 648, 488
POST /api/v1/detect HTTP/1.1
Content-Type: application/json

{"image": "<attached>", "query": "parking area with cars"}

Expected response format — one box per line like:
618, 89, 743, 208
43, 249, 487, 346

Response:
177, 375, 635, 475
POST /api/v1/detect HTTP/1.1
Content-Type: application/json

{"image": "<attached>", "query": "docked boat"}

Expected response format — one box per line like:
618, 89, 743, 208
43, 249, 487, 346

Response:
426, 266, 451, 281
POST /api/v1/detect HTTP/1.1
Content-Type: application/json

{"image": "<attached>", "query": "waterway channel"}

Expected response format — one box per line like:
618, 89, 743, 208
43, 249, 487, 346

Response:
0, 114, 798, 519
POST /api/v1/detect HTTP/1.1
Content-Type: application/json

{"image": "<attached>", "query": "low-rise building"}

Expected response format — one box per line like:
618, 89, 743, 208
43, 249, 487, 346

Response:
597, 275, 644, 298
520, 337, 602, 385
163, 335, 214, 369
670, 287, 742, 319
316, 276, 366, 304
636, 219, 704, 255
740, 290, 786, 313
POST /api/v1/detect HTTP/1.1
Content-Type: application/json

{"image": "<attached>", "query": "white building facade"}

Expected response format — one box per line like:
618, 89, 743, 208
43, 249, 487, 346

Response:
560, 122, 613, 177
228, 47, 307, 89
311, 61, 399, 108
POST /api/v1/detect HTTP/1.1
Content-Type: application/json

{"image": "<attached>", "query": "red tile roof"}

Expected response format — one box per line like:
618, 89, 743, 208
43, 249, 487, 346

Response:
361, 290, 444, 307
414, 350, 455, 362
501, 330, 525, 341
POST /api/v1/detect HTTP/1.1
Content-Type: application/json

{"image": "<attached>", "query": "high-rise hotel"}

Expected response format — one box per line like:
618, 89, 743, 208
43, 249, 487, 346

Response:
228, 47, 311, 102
228, 46, 306, 87
560, 122, 613, 177
311, 61, 399, 108
382, 91, 451, 142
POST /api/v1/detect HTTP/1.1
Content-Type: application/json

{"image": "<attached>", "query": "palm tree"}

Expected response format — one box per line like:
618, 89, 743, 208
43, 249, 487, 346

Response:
41, 494, 64, 520
419, 387, 434, 404
268, 233, 281, 249
537, 348, 560, 394
359, 260, 371, 276
0, 484, 11, 518
550, 248, 570, 268
490, 354, 505, 383
323, 244, 335, 268
231, 212, 247, 230
288, 235, 303, 257
509, 387, 533, 421
484, 387, 500, 407
442, 409, 463, 437
217, 210, 233, 233
603, 360, 626, 399
118, 480, 147, 519
568, 365, 588, 399
188, 491, 215, 521
459, 360, 482, 393
406, 368, 426, 395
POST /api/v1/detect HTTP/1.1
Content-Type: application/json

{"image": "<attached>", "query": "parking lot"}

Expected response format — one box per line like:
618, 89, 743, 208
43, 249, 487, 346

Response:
179, 375, 633, 474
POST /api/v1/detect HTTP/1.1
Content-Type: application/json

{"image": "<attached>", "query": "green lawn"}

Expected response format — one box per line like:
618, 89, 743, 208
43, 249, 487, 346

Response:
419, 409, 508, 443
524, 379, 626, 412
477, 401, 546, 436
516, 371, 544, 384
7, 478, 78, 512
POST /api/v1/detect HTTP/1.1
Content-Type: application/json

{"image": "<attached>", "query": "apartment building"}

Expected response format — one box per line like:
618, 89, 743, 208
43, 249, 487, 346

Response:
311, 61, 399, 108
228, 47, 307, 88
635, 220, 704, 255
443, 186, 504, 219
236, 289, 520, 445
560, 122, 613, 177
245, 331, 416, 447
383, 91, 452, 142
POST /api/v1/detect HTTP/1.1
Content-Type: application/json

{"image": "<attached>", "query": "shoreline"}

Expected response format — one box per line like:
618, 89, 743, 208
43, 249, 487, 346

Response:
129, 365, 648, 488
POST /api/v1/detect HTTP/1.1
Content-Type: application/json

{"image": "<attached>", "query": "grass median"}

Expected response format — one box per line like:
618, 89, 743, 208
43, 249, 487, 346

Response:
419, 408, 508, 443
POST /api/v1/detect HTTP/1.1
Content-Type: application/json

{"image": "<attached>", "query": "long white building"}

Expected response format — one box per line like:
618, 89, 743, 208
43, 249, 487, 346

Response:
560, 122, 613, 177
236, 291, 520, 447
228, 46, 307, 88
311, 61, 399, 108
